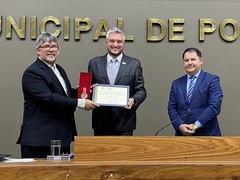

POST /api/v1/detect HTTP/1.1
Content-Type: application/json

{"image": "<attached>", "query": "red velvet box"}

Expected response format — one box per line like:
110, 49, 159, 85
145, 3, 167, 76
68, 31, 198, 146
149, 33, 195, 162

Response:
78, 72, 92, 99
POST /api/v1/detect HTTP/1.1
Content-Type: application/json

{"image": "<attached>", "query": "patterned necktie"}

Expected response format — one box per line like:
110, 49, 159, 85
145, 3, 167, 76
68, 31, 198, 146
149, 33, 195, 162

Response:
187, 76, 196, 102
108, 59, 118, 85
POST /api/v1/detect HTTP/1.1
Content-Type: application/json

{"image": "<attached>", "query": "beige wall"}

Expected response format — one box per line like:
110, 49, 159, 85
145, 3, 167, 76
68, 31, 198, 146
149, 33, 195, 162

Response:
0, 0, 239, 157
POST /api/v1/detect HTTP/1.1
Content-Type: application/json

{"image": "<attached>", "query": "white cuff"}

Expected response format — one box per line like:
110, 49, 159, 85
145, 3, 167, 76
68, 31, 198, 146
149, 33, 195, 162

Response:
77, 99, 85, 109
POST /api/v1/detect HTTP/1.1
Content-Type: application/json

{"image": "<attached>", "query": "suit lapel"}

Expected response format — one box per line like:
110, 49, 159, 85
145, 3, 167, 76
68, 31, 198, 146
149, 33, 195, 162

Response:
101, 55, 111, 84
36, 59, 67, 96
37, 59, 58, 84
114, 55, 128, 84
181, 75, 188, 102
56, 64, 70, 96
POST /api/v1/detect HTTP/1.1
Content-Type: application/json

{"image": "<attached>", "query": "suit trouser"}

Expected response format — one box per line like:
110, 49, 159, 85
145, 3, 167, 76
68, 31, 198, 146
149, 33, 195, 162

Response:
94, 130, 133, 136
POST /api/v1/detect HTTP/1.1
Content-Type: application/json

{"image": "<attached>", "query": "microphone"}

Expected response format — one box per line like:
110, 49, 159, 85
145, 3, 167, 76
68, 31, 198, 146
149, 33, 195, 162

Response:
155, 112, 193, 136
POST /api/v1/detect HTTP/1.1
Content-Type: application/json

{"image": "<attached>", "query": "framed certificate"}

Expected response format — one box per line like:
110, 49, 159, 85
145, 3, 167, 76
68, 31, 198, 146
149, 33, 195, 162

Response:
92, 84, 129, 107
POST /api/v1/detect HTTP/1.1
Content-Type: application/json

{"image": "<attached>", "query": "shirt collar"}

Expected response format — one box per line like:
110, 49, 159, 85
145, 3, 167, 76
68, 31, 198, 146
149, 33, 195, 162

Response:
107, 53, 123, 63
39, 57, 56, 68
187, 69, 201, 79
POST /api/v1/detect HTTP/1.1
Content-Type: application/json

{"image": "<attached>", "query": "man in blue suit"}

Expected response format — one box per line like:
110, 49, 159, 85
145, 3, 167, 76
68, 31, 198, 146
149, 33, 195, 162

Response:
168, 47, 223, 136
88, 27, 147, 136
17, 33, 99, 158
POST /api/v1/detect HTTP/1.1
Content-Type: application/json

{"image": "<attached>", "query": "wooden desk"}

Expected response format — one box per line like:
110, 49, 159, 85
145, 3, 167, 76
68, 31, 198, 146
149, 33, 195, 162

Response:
1, 160, 240, 179
1, 136, 240, 179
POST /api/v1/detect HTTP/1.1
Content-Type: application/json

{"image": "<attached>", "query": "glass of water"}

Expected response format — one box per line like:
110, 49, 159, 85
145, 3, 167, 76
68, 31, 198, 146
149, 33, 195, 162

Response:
51, 140, 61, 156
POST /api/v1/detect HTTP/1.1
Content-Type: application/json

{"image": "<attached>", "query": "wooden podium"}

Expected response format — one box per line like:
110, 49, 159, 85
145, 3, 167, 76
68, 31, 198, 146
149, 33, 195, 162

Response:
74, 136, 240, 162
1, 136, 240, 179
73, 136, 240, 179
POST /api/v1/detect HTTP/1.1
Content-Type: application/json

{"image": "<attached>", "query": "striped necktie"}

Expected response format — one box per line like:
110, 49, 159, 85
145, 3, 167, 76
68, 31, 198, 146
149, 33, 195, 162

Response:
187, 76, 196, 102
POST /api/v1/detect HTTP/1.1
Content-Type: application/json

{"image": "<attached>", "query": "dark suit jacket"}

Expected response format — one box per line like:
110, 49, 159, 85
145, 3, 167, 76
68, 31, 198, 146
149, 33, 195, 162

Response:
88, 54, 147, 132
17, 58, 78, 147
168, 70, 223, 136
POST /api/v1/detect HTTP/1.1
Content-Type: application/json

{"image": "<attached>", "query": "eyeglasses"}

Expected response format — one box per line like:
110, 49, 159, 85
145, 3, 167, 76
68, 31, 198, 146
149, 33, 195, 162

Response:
39, 45, 59, 51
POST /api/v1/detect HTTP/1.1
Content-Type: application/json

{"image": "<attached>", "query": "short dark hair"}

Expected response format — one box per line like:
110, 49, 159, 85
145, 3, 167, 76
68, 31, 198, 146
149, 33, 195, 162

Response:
182, 47, 202, 59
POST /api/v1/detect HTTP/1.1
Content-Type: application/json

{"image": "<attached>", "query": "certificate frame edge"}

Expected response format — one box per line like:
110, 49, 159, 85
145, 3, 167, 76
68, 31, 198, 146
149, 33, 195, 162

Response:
92, 84, 129, 107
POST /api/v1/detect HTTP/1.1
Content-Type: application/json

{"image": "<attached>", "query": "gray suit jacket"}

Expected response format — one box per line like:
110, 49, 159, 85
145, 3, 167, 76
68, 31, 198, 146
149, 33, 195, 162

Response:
88, 54, 147, 132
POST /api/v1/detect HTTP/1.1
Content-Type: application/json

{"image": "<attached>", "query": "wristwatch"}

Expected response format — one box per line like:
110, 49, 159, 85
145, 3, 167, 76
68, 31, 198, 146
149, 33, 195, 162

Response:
193, 123, 198, 130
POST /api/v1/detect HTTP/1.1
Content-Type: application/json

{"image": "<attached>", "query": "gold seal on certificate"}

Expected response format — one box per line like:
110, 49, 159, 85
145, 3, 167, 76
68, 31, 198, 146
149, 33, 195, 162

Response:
81, 87, 88, 99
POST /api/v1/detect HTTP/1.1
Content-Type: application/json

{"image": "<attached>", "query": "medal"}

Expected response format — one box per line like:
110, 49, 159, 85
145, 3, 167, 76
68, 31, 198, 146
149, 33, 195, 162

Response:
81, 87, 88, 99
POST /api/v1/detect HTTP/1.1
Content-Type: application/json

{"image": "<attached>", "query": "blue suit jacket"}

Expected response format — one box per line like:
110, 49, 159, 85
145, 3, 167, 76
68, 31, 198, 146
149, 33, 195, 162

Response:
168, 70, 223, 136
17, 58, 78, 147
88, 54, 147, 132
